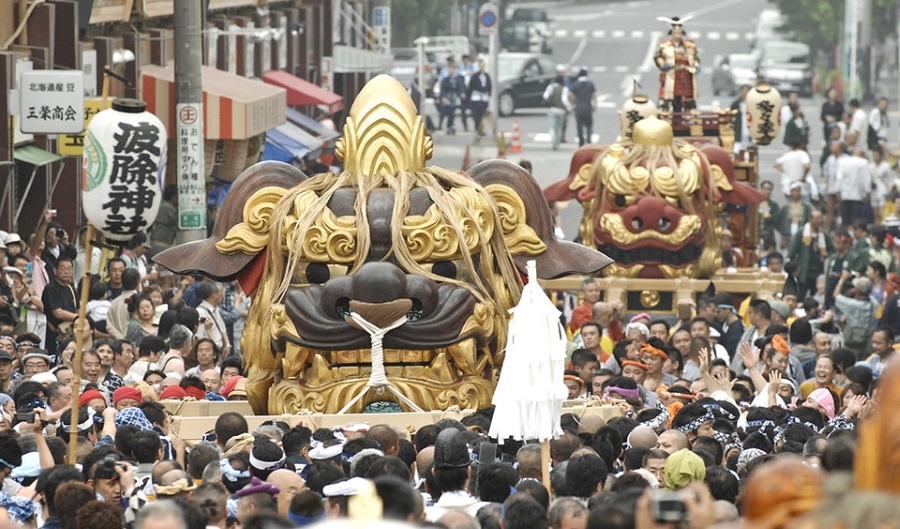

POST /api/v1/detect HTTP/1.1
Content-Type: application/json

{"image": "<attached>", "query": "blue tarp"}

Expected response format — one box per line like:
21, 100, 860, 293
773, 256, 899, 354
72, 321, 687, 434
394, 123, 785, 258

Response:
286, 108, 340, 144
261, 127, 311, 163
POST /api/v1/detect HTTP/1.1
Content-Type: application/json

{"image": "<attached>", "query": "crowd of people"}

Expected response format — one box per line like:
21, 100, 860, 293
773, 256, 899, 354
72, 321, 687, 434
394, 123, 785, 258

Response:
0, 78, 895, 525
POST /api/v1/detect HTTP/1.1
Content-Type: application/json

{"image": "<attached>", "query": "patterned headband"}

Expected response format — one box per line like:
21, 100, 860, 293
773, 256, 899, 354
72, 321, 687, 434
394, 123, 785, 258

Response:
676, 410, 714, 434
641, 406, 671, 430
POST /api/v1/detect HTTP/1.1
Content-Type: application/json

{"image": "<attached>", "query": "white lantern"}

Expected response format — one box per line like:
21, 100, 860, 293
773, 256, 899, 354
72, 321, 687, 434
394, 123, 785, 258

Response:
745, 82, 782, 146
619, 94, 658, 140
82, 99, 168, 242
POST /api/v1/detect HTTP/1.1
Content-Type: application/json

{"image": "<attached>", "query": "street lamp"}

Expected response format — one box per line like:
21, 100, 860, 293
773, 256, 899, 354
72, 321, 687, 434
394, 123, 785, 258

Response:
414, 37, 429, 106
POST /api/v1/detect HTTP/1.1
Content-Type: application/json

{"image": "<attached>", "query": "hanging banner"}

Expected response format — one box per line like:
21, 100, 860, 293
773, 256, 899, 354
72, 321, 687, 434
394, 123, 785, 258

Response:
60, 98, 114, 156
82, 99, 168, 242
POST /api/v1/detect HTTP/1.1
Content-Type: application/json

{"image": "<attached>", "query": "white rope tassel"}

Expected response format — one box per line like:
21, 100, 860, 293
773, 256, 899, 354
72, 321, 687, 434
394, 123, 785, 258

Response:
351, 312, 408, 387
337, 312, 425, 414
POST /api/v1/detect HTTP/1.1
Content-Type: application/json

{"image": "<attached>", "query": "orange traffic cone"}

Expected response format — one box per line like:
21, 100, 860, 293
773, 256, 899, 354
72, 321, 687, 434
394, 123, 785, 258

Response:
508, 119, 522, 154
497, 131, 507, 158
461, 145, 471, 172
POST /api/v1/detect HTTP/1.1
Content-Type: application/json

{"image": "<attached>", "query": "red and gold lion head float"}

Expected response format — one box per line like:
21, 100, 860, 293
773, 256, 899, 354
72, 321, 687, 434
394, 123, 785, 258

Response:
155, 75, 610, 414
545, 115, 761, 279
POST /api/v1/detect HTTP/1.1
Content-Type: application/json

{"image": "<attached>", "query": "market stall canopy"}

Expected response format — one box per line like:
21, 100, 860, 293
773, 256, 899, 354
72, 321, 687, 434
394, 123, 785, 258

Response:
286, 107, 340, 145
141, 64, 287, 140
261, 70, 344, 114
261, 121, 324, 163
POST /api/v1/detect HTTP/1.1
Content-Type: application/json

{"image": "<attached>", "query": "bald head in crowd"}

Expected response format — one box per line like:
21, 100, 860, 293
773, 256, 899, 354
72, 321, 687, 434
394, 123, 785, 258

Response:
628, 426, 659, 449
656, 430, 690, 454
367, 424, 400, 456
266, 469, 306, 518
592, 302, 614, 328
516, 444, 542, 481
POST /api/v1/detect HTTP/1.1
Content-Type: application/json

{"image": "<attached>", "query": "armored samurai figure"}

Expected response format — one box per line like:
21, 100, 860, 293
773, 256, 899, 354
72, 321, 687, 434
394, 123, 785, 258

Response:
155, 75, 610, 414
655, 16, 700, 113
544, 116, 762, 279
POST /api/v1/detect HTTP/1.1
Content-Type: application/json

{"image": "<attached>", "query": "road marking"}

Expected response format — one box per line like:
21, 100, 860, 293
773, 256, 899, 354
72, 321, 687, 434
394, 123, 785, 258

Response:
532, 132, 601, 142
631, 30, 644, 38
614, 66, 629, 73
641, 31, 662, 71
592, 65, 608, 73
569, 37, 589, 65
708, 31, 721, 40
555, 29, 568, 38
596, 101, 616, 109
612, 30, 625, 38
745, 32, 754, 40
620, 74, 641, 97
592, 30, 606, 38
684, 0, 747, 19
726, 31, 740, 40
637, 65, 652, 73
573, 29, 587, 38
597, 93, 610, 103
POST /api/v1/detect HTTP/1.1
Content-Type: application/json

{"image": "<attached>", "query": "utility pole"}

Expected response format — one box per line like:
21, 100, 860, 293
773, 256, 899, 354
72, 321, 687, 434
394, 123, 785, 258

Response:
174, 0, 206, 243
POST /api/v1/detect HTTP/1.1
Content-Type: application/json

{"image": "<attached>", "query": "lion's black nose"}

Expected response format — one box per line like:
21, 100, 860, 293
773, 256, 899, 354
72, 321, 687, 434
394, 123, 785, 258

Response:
350, 262, 406, 303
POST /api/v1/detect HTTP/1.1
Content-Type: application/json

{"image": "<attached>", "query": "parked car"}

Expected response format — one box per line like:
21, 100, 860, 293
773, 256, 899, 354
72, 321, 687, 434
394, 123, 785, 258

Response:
390, 48, 436, 92
756, 41, 813, 97
486, 52, 558, 116
711, 53, 758, 96
501, 20, 551, 54
507, 6, 552, 53
751, 9, 794, 49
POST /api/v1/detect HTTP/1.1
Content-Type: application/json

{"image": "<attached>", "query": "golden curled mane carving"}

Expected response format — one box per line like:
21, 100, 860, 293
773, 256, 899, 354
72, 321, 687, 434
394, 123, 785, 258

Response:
600, 212, 701, 246
216, 186, 290, 255
484, 184, 547, 256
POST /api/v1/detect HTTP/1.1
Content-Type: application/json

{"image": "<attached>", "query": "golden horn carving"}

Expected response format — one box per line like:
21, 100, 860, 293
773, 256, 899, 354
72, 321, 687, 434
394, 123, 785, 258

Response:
335, 74, 434, 176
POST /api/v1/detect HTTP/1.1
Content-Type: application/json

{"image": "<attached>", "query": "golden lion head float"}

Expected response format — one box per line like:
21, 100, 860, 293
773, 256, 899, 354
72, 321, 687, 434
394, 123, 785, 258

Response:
155, 75, 610, 414
545, 116, 762, 279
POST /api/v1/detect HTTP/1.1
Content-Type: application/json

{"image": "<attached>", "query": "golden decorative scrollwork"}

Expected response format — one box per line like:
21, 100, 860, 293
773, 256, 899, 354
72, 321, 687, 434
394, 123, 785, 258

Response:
710, 164, 734, 191
699, 245, 723, 275
300, 207, 359, 264
659, 264, 698, 278
603, 263, 644, 278
599, 213, 701, 246
400, 188, 496, 263
640, 290, 661, 308
651, 155, 701, 197
268, 375, 495, 414
216, 186, 289, 254
335, 75, 434, 177
484, 184, 547, 256
568, 162, 594, 192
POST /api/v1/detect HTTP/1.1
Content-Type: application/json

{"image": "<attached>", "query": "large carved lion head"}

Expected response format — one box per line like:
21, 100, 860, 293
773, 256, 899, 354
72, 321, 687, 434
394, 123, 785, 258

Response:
155, 75, 610, 413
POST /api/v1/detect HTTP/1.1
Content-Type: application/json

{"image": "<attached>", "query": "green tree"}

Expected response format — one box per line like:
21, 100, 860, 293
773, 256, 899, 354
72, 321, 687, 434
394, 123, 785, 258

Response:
769, 0, 898, 58
390, 0, 456, 47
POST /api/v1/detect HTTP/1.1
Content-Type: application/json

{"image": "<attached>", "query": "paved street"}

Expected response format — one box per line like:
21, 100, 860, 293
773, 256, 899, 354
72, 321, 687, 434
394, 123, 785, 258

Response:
427, 0, 826, 241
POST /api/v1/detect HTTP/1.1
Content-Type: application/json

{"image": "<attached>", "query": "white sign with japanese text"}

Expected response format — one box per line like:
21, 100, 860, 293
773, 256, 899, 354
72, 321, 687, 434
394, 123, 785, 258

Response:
19, 70, 85, 134
176, 102, 207, 230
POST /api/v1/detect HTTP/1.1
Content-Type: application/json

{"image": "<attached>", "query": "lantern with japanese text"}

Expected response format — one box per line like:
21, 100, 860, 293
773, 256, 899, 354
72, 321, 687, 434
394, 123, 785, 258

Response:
82, 99, 167, 242
619, 94, 658, 140
745, 82, 782, 146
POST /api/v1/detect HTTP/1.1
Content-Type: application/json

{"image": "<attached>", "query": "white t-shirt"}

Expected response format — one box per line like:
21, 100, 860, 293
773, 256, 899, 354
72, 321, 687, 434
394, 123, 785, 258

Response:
86, 299, 111, 323
777, 149, 811, 196
837, 156, 872, 201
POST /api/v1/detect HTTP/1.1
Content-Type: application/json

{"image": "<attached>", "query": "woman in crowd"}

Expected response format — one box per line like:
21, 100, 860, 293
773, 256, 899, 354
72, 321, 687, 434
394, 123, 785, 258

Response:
125, 295, 156, 347
799, 353, 842, 400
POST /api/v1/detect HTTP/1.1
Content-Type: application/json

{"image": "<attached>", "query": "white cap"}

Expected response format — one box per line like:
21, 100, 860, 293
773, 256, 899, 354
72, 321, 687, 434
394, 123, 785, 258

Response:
322, 477, 370, 497
309, 442, 344, 461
